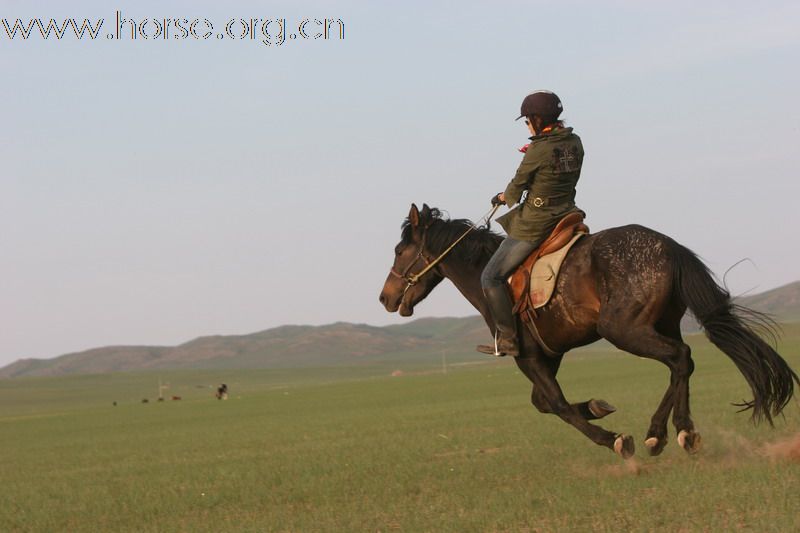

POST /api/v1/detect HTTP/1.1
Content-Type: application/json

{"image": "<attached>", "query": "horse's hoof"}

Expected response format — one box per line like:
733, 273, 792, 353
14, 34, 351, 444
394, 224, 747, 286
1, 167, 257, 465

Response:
644, 436, 667, 456
614, 434, 635, 459
677, 430, 702, 454
588, 398, 617, 419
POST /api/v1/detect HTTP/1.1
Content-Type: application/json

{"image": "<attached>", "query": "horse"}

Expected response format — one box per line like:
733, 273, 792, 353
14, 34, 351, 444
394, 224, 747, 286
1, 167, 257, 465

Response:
379, 203, 799, 458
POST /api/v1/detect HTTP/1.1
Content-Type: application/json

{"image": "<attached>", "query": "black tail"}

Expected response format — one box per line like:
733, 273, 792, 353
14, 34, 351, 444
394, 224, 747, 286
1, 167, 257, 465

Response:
670, 242, 799, 425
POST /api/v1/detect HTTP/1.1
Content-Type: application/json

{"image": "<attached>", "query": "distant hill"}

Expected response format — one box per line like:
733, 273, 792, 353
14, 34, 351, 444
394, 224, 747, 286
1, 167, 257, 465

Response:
2, 281, 798, 379
736, 281, 800, 322
0, 318, 489, 379
681, 280, 800, 331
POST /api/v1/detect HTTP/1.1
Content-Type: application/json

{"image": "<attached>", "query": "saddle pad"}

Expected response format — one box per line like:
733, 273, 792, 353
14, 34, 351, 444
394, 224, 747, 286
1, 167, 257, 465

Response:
530, 232, 585, 309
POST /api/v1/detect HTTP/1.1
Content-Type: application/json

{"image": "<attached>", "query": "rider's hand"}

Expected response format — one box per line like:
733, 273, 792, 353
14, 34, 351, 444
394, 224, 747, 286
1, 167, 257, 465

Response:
491, 192, 506, 206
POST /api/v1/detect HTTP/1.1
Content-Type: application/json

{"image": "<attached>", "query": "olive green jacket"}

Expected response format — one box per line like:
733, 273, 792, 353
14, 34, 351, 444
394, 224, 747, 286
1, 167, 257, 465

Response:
496, 127, 584, 244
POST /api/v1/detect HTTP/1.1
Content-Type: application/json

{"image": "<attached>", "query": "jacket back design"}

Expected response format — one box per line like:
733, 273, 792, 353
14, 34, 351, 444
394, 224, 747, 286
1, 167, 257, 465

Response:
497, 126, 584, 245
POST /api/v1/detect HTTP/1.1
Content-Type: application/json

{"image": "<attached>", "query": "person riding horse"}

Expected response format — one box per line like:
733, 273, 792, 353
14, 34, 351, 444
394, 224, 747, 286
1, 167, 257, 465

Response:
477, 90, 585, 357
380, 102, 798, 456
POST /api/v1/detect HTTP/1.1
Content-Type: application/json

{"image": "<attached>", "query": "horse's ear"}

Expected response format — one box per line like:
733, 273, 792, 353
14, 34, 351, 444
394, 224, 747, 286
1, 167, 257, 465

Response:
421, 203, 431, 219
408, 203, 420, 227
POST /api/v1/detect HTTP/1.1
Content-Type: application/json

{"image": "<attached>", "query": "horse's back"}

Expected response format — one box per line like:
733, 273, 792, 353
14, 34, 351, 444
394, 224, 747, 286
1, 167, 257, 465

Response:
542, 224, 680, 345
590, 224, 675, 286
586, 224, 683, 327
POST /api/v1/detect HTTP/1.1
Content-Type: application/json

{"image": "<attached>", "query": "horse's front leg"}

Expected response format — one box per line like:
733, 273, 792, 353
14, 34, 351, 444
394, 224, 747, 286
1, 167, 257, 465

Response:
529, 379, 617, 420
514, 352, 634, 458
515, 350, 617, 421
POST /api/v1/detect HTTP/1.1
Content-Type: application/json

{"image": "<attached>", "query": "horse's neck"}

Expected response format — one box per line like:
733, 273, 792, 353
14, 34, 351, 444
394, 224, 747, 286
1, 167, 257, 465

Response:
439, 258, 496, 333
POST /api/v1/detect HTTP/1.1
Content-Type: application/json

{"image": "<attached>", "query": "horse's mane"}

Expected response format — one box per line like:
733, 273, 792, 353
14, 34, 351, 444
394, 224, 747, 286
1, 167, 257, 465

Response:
401, 207, 503, 266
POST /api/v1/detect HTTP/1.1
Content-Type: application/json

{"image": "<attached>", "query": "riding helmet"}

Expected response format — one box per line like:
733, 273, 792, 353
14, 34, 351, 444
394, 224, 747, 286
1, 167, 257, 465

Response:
516, 90, 563, 121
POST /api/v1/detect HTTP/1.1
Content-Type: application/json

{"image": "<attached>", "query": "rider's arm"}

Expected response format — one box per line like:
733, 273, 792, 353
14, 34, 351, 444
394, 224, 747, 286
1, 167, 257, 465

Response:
503, 143, 543, 207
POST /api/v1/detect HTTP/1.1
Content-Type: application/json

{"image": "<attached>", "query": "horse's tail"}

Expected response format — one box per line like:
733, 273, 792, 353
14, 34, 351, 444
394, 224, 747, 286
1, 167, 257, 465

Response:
670, 241, 799, 425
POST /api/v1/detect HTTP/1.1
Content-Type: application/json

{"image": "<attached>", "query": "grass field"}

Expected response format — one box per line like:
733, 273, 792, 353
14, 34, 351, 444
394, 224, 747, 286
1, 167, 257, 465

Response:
1, 326, 799, 532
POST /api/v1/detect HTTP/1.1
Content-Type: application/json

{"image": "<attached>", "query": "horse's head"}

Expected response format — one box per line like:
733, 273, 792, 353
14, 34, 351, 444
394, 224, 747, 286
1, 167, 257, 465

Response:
379, 203, 445, 316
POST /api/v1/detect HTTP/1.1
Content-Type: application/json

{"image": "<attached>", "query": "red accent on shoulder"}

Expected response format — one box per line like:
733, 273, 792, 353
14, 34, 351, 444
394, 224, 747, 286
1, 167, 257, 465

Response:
518, 143, 530, 153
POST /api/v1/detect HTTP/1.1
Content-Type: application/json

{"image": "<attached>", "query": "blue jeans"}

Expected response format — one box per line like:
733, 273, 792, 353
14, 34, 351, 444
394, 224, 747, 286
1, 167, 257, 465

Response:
480, 236, 540, 289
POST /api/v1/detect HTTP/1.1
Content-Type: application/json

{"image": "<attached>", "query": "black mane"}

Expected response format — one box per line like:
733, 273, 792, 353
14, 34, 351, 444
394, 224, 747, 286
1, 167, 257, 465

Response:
401, 207, 502, 266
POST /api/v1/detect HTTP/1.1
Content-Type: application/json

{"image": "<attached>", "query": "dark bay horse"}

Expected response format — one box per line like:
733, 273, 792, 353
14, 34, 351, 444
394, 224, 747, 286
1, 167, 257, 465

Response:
379, 203, 798, 458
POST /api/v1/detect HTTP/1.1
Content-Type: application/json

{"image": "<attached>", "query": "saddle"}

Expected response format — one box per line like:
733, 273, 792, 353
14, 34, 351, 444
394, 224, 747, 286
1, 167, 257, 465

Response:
508, 211, 589, 317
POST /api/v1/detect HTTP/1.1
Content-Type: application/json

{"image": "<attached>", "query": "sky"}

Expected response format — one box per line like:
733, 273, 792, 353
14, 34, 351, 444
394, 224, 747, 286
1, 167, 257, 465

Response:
1, 1, 799, 367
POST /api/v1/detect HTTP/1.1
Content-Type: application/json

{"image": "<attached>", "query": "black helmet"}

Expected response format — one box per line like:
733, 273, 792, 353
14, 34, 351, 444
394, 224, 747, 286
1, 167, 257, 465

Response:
516, 90, 563, 121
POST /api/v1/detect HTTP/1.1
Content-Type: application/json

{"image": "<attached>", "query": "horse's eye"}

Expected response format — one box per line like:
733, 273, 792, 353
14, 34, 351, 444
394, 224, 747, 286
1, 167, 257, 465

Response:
394, 246, 403, 256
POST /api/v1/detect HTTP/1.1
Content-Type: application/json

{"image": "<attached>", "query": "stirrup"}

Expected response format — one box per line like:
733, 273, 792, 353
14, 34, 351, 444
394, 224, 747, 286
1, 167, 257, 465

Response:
476, 331, 519, 357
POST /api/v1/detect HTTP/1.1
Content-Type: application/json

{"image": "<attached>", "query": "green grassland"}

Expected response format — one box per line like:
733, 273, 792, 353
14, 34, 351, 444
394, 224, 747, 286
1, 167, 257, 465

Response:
2, 326, 800, 532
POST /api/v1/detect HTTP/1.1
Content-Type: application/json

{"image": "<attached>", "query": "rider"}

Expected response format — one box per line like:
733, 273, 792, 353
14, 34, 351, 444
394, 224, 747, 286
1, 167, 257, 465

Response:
476, 90, 585, 357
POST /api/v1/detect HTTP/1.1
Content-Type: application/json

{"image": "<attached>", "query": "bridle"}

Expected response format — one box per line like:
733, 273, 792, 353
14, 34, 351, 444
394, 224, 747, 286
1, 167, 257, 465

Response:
388, 205, 500, 298
389, 228, 436, 297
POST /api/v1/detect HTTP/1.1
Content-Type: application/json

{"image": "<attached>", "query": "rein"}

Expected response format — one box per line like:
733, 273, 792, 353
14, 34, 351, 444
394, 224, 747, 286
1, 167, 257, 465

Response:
390, 205, 500, 295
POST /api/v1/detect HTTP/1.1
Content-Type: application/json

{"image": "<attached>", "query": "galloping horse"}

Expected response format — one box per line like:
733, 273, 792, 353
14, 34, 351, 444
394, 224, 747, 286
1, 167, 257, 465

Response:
379, 203, 798, 458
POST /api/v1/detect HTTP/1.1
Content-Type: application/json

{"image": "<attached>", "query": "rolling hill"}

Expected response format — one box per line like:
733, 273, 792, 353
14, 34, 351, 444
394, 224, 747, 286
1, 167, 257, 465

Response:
0, 318, 490, 379
2, 280, 798, 379
681, 280, 800, 331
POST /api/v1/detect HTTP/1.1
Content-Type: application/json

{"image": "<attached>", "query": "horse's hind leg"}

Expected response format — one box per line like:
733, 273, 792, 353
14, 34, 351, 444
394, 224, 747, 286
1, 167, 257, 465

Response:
598, 321, 700, 455
642, 321, 690, 455
644, 384, 674, 456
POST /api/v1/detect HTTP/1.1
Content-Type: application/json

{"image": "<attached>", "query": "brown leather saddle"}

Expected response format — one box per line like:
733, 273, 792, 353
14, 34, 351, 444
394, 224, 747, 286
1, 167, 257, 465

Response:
509, 211, 589, 317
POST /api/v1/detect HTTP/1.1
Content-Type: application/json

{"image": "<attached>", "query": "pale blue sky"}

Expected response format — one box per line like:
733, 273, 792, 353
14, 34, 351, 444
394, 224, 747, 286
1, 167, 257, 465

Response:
1, 1, 798, 366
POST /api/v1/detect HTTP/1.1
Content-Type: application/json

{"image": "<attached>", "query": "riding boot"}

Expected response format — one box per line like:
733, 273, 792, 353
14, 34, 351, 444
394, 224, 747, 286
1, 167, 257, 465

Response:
476, 285, 520, 357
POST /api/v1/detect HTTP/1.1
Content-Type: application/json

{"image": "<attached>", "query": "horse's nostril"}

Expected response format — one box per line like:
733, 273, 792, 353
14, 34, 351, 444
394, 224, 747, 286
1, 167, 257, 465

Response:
379, 294, 387, 306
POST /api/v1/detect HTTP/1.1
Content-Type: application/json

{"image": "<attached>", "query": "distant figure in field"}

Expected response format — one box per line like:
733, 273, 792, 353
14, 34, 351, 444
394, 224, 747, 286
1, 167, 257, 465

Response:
171, 396, 182, 401
141, 398, 149, 404
216, 384, 228, 400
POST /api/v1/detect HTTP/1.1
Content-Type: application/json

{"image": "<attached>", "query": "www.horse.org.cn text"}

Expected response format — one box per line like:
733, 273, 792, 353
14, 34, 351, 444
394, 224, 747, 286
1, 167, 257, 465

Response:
1, 11, 345, 47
